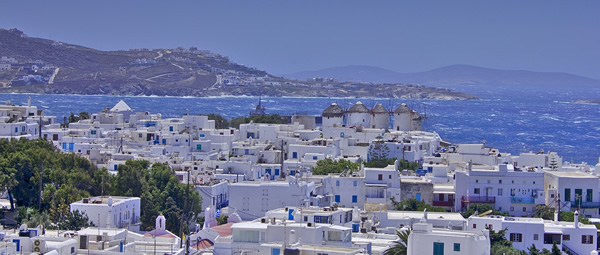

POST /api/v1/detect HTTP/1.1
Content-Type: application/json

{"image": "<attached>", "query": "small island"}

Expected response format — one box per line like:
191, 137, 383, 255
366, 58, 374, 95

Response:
571, 99, 600, 105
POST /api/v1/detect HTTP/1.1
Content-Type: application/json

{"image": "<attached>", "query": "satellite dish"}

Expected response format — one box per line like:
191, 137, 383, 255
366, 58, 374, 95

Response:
19, 224, 28, 231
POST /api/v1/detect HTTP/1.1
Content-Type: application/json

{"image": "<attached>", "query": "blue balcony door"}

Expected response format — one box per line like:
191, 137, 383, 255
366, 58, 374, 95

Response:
433, 242, 444, 255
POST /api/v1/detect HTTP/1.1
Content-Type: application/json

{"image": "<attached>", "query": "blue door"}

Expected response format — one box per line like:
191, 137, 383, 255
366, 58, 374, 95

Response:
433, 242, 444, 255
416, 193, 422, 201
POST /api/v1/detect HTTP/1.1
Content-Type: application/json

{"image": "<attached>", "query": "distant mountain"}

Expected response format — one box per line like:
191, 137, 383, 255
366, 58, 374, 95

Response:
0, 28, 479, 100
286, 64, 600, 88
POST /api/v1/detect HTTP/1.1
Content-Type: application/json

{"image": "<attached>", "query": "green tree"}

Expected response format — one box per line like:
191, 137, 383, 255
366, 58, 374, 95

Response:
390, 198, 447, 212
533, 205, 554, 220
229, 114, 287, 129
527, 244, 540, 255
67, 112, 90, 124
111, 161, 203, 233
58, 210, 93, 231
492, 245, 527, 255
384, 229, 411, 255
312, 158, 360, 175
398, 160, 420, 171
461, 203, 508, 218
0, 157, 18, 209
489, 228, 512, 247
367, 136, 390, 168
216, 215, 229, 225
559, 211, 592, 224
550, 244, 561, 255
489, 228, 527, 255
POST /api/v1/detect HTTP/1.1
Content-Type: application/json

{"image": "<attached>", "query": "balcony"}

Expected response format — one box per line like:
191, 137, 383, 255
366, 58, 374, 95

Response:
433, 200, 454, 207
510, 197, 535, 204
461, 196, 495, 203
116, 216, 140, 228
570, 201, 600, 208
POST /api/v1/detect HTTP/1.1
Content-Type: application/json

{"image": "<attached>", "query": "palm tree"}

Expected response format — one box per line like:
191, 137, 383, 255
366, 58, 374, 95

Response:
384, 229, 411, 255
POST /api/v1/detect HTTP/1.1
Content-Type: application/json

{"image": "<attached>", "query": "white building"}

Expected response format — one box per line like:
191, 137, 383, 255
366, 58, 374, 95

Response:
544, 170, 600, 218
346, 101, 371, 128
322, 103, 344, 127
0, 63, 11, 71
370, 103, 389, 129
393, 104, 414, 132
468, 213, 597, 255
70, 196, 141, 232
455, 164, 545, 216
228, 177, 315, 220
407, 222, 490, 255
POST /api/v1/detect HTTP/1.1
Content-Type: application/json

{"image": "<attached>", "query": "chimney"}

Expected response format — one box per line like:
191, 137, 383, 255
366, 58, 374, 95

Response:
574, 210, 579, 228
553, 212, 558, 223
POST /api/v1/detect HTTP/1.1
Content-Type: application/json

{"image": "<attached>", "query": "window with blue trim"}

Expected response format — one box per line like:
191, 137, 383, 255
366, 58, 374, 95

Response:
454, 243, 460, 251
336, 180, 340, 186
292, 152, 297, 159
335, 195, 340, 203
352, 195, 358, 203
352, 223, 360, 232
314, 216, 329, 223
271, 248, 281, 255
313, 156, 318, 160
353, 181, 357, 186
275, 169, 280, 175
169, 126, 173, 132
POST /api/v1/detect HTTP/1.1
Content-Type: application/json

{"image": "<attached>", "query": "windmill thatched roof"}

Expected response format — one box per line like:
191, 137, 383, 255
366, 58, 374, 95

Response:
322, 103, 344, 117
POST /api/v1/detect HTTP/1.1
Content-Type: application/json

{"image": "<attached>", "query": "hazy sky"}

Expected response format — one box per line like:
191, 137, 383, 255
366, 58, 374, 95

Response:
1, 1, 599, 78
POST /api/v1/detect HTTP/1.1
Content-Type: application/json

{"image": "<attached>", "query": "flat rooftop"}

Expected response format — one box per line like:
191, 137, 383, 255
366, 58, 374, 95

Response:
387, 211, 465, 221
546, 171, 594, 178
72, 196, 139, 205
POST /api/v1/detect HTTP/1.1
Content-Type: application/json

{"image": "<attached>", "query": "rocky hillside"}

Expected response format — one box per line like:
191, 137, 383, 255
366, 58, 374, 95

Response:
0, 28, 477, 100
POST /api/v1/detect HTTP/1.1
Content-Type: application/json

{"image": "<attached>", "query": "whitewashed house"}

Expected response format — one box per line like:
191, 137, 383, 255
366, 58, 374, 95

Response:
70, 196, 141, 232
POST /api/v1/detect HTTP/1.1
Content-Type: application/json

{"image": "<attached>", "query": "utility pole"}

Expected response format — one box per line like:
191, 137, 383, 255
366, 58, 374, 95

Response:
38, 160, 43, 213
185, 170, 190, 255
556, 194, 561, 221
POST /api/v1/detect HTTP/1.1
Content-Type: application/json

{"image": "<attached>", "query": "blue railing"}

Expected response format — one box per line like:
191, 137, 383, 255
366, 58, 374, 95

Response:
570, 201, 600, 208
510, 197, 535, 204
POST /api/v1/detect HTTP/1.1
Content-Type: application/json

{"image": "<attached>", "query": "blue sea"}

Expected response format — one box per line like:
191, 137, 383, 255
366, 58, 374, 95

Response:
1, 85, 599, 164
